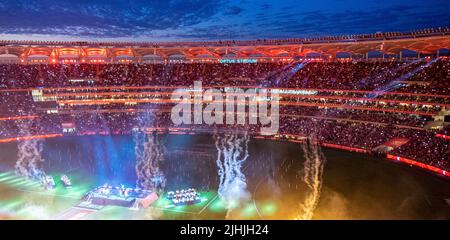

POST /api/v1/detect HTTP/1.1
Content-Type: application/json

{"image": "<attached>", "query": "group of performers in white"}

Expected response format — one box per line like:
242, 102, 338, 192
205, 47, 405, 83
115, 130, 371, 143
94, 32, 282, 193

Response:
40, 174, 72, 189
96, 184, 136, 198
167, 188, 201, 206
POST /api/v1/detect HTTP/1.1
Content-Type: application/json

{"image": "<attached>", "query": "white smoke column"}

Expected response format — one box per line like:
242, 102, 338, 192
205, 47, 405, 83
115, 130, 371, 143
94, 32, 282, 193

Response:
297, 138, 326, 220
15, 139, 46, 179
134, 131, 166, 191
214, 132, 250, 218
15, 121, 46, 180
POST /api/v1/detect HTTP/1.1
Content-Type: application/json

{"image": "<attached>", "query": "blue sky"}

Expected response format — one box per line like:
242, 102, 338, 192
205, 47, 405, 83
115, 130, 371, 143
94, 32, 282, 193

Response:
0, 0, 449, 41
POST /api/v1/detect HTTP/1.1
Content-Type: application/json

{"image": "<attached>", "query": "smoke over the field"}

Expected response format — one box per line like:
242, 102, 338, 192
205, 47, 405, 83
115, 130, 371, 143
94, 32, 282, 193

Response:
214, 131, 251, 218
15, 121, 46, 180
297, 138, 326, 220
134, 132, 166, 191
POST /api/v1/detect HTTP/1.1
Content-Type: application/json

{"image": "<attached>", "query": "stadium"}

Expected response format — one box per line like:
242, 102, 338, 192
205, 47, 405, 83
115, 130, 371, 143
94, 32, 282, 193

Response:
0, 2, 449, 221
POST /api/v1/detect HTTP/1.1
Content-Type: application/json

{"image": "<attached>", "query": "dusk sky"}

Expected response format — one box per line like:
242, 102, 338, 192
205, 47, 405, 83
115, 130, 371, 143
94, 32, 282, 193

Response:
0, 0, 449, 41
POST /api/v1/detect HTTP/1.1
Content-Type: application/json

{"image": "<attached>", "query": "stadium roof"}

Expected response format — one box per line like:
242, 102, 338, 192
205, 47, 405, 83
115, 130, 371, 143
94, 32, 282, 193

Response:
0, 28, 449, 60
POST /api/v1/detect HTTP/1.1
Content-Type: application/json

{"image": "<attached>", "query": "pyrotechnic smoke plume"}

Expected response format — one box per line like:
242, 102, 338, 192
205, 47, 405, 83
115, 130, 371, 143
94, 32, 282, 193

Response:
214, 131, 250, 218
297, 138, 326, 220
134, 131, 166, 191
15, 121, 46, 180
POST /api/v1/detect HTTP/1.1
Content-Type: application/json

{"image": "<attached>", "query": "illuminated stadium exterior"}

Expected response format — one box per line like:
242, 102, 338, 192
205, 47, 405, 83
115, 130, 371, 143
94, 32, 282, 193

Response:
0, 28, 449, 64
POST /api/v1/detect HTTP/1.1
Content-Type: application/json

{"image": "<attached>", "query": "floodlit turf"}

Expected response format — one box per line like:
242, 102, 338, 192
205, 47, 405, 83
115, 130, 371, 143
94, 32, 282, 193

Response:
0, 171, 92, 219
0, 171, 264, 219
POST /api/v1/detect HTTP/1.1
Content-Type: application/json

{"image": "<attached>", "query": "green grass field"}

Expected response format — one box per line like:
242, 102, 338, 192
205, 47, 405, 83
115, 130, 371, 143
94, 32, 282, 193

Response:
0, 171, 267, 220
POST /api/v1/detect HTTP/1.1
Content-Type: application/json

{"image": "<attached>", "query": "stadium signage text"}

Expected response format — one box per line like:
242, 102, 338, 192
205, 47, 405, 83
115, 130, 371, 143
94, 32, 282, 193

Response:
271, 89, 318, 95
219, 59, 258, 63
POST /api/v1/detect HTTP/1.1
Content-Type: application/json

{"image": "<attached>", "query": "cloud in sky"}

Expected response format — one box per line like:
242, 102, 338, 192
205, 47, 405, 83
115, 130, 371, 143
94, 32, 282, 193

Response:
0, 0, 448, 41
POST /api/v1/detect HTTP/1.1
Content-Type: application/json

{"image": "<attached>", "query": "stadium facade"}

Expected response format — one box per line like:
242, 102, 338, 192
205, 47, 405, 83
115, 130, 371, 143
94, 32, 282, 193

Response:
0, 28, 449, 64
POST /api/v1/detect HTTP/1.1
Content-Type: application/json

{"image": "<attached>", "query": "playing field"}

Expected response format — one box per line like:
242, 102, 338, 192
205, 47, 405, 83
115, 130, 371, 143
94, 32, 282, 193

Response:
1, 134, 450, 220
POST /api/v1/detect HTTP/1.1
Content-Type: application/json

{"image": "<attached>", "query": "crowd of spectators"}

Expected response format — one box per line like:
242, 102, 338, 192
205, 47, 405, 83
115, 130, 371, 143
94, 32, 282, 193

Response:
0, 59, 448, 174
392, 131, 450, 170
280, 106, 431, 127
439, 125, 450, 136
0, 59, 448, 94
0, 91, 35, 117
